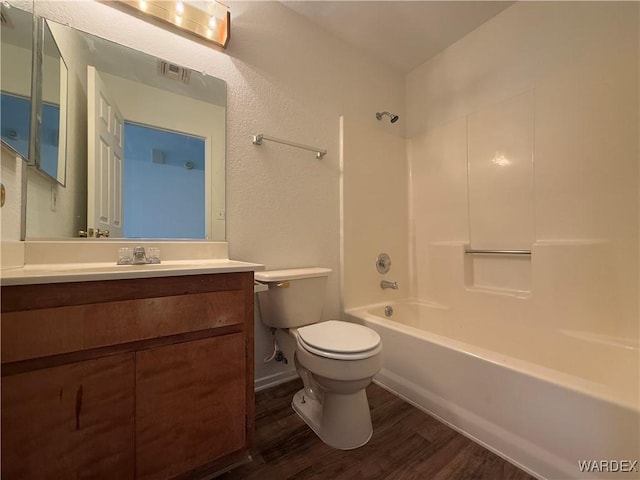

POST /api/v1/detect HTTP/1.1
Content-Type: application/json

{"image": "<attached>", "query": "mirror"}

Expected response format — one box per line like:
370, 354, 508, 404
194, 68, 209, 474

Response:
38, 19, 68, 185
24, 12, 226, 240
0, 8, 67, 185
1, 3, 33, 161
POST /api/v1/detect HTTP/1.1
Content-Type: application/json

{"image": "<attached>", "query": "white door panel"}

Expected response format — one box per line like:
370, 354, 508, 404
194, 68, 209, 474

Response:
88, 65, 124, 237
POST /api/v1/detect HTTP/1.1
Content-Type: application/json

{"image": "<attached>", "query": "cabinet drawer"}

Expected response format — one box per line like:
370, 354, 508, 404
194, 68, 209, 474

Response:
2, 289, 245, 363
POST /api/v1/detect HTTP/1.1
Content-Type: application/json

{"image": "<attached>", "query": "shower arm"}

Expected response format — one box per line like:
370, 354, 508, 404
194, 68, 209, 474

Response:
375, 111, 399, 123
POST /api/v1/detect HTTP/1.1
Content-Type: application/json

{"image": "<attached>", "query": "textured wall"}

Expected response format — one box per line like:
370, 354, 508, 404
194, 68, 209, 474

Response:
30, 0, 405, 387
1, 148, 23, 241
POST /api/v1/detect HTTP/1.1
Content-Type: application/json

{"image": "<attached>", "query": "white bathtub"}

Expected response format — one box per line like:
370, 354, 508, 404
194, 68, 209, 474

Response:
345, 300, 639, 480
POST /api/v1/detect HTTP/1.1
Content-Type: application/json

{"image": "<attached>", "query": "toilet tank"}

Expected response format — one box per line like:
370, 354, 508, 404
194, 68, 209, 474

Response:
255, 267, 332, 328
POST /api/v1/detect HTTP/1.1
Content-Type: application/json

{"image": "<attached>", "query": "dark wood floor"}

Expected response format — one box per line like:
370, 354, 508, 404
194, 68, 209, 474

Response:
219, 379, 537, 480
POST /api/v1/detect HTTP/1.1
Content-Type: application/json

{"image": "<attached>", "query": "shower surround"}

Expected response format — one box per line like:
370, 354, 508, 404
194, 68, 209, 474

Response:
341, 3, 639, 479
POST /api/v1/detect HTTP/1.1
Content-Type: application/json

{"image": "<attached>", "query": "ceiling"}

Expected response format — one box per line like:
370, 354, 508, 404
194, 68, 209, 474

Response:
282, 1, 514, 73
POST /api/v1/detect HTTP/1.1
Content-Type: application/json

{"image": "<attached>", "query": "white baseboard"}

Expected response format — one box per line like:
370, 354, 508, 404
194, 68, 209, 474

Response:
254, 371, 299, 392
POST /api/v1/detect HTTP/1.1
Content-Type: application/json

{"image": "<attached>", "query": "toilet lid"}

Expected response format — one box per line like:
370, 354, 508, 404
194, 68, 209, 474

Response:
297, 320, 381, 358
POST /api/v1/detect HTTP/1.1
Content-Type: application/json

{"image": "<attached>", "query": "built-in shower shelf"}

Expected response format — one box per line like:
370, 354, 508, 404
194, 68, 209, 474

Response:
464, 285, 531, 299
464, 248, 532, 295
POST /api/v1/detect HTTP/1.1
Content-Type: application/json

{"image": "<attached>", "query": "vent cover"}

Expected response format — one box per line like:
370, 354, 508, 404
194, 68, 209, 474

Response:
158, 60, 191, 84
152, 148, 165, 164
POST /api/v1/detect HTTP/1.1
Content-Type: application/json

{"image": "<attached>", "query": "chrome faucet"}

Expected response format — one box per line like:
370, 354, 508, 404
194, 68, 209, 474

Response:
118, 246, 160, 265
132, 246, 148, 265
380, 280, 398, 290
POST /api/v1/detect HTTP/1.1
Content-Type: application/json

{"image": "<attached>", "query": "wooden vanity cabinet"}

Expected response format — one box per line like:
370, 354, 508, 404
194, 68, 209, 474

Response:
135, 334, 246, 480
1, 272, 255, 480
2, 353, 136, 479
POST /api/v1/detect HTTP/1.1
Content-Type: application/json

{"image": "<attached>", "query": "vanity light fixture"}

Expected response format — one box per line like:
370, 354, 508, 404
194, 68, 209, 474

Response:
110, 0, 230, 49
175, 0, 184, 16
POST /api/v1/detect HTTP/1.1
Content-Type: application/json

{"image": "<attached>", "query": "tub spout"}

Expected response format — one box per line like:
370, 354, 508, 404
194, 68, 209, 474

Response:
380, 280, 398, 290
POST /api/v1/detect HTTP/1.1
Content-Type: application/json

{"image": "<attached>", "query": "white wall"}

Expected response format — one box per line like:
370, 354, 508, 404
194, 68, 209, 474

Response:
406, 2, 639, 339
341, 117, 409, 310
1, 43, 31, 160
30, 0, 405, 388
1, 43, 31, 97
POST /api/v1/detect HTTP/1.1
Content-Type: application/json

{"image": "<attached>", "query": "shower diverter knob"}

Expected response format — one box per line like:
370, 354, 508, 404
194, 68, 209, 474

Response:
376, 253, 391, 274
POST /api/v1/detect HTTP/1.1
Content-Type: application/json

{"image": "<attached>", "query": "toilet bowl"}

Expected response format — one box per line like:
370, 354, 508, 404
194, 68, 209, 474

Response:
255, 268, 383, 450
292, 321, 382, 449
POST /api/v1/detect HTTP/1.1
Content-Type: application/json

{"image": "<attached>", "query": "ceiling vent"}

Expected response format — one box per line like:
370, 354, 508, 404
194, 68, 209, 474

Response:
158, 60, 191, 84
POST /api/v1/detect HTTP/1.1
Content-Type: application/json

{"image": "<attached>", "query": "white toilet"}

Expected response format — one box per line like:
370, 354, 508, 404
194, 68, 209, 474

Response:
255, 267, 382, 450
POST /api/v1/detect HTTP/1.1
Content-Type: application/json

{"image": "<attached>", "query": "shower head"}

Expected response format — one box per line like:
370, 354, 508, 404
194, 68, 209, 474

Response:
376, 111, 399, 123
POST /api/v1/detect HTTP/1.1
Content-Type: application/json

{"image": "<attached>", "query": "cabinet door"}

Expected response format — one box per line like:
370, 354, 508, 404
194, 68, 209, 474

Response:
135, 334, 246, 480
1, 353, 135, 479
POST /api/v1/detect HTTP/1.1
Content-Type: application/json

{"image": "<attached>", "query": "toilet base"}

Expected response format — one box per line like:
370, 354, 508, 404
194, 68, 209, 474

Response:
292, 388, 373, 450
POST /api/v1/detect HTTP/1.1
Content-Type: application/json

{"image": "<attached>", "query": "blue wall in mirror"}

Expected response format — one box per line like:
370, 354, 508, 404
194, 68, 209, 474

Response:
1, 93, 30, 158
123, 122, 206, 238
1, 92, 60, 180
40, 102, 61, 180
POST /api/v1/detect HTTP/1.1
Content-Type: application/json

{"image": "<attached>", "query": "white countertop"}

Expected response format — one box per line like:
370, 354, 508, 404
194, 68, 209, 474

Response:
1, 259, 264, 286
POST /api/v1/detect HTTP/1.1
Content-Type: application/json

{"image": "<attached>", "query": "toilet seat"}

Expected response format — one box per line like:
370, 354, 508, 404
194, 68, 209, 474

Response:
296, 320, 382, 361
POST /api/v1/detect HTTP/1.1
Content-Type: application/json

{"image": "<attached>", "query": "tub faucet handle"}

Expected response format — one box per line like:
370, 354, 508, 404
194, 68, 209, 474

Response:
380, 280, 398, 290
